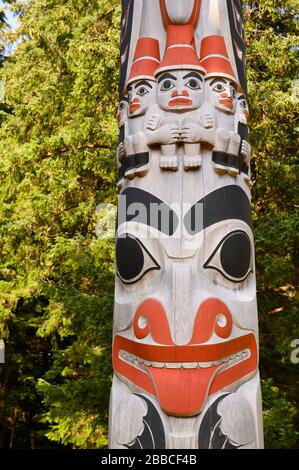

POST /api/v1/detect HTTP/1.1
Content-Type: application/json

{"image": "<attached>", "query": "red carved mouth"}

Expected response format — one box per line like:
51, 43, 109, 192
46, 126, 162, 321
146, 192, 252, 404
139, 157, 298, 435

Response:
219, 97, 234, 109
112, 298, 258, 416
130, 103, 141, 113
168, 98, 193, 107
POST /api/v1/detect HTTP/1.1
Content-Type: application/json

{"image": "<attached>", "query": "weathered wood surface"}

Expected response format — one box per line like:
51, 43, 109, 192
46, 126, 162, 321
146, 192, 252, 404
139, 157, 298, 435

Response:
109, 0, 264, 449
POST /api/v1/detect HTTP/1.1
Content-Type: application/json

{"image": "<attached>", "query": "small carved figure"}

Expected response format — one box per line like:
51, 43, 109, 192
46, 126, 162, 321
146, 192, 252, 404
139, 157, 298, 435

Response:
125, 37, 161, 179
146, 24, 214, 171
200, 35, 241, 177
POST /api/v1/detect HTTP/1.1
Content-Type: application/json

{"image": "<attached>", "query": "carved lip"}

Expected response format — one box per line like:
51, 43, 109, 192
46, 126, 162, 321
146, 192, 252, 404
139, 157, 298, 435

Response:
168, 98, 193, 107
130, 103, 141, 113
113, 333, 258, 416
219, 97, 234, 109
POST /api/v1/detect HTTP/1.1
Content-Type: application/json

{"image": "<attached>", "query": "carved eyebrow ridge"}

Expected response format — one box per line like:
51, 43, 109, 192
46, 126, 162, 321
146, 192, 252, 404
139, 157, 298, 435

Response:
238, 94, 246, 101
183, 72, 203, 81
134, 80, 153, 89
157, 73, 177, 84
209, 78, 227, 86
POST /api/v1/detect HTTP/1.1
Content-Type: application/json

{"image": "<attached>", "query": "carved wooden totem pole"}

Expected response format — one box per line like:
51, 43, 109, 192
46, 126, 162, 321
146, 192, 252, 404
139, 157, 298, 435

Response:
109, 0, 264, 449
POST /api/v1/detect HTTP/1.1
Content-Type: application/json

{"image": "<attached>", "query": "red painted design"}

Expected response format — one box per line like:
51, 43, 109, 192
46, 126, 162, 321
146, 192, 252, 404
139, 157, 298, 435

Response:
127, 37, 161, 87
113, 298, 258, 416
199, 35, 237, 84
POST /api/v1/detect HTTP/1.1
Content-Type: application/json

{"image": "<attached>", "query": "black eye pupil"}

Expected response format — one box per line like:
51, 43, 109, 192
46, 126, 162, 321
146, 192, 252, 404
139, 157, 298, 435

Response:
189, 80, 198, 88
163, 80, 172, 90
220, 233, 251, 279
116, 236, 144, 281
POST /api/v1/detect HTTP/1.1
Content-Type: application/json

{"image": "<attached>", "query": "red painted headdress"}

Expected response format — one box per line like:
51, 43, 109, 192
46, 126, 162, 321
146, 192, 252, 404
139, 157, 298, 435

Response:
199, 35, 237, 85
127, 37, 161, 87
155, 24, 205, 76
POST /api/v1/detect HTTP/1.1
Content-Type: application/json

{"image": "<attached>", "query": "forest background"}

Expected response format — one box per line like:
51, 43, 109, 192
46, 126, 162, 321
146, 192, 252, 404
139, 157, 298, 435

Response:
0, 0, 298, 449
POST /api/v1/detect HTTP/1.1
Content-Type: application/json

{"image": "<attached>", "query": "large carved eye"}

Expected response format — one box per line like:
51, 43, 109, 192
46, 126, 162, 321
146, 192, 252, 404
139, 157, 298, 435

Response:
136, 86, 149, 96
116, 234, 160, 284
204, 231, 252, 283
211, 82, 226, 93
160, 79, 175, 92
185, 78, 202, 90
230, 86, 236, 98
240, 99, 247, 109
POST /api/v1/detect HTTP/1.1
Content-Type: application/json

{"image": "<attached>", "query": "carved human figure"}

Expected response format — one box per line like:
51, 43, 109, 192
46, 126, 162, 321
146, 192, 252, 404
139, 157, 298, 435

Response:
235, 92, 252, 186
145, 4, 214, 171
200, 35, 241, 177
116, 98, 129, 191
124, 37, 161, 179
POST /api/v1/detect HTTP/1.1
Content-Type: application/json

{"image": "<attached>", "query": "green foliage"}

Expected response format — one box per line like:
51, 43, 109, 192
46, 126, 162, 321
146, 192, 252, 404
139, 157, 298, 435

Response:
244, 0, 299, 448
0, 0, 298, 449
262, 379, 299, 449
0, 0, 119, 448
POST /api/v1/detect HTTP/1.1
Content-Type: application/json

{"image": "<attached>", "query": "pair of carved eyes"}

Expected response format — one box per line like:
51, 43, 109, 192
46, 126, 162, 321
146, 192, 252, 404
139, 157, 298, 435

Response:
128, 86, 150, 100
160, 78, 202, 92
116, 231, 252, 285
211, 83, 236, 98
239, 99, 248, 110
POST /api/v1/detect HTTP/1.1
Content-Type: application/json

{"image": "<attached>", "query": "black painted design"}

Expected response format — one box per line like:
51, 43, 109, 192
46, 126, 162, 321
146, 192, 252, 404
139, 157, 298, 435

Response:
118, 188, 179, 236
204, 230, 252, 283
184, 185, 253, 236
126, 395, 166, 449
120, 0, 135, 97
227, 0, 247, 94
116, 234, 160, 284
212, 151, 227, 169
198, 395, 240, 449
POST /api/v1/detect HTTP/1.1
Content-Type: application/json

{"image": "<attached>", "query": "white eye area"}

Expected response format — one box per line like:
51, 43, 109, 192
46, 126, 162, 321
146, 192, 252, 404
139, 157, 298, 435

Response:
216, 314, 227, 328
138, 315, 148, 329
230, 87, 236, 98
160, 79, 175, 92
137, 86, 149, 96
128, 92, 133, 101
185, 78, 201, 90
212, 83, 225, 93
241, 100, 247, 109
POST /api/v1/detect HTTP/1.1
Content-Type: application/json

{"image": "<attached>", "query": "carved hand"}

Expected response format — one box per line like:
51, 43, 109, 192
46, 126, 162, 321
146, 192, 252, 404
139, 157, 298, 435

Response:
241, 140, 251, 159
116, 142, 125, 161
202, 112, 214, 129
180, 123, 202, 143
147, 125, 180, 146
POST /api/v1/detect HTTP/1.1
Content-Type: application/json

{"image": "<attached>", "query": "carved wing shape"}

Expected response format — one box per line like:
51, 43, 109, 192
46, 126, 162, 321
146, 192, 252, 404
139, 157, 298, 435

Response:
126, 394, 166, 449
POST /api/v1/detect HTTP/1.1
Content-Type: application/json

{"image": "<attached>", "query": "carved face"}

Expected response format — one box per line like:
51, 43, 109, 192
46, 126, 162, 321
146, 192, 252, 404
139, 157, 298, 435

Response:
236, 93, 249, 124
117, 99, 129, 129
156, 70, 204, 112
127, 79, 156, 118
113, 185, 258, 417
205, 77, 237, 114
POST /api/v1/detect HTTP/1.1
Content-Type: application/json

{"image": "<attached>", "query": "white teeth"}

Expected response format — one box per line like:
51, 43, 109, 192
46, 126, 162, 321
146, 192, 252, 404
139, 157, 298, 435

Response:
183, 362, 198, 369
198, 361, 214, 368
152, 362, 164, 368
166, 362, 182, 369
119, 348, 250, 370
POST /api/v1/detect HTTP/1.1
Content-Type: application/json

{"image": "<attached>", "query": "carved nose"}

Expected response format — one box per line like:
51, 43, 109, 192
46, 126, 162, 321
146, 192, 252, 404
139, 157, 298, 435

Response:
182, 89, 189, 96
171, 89, 179, 97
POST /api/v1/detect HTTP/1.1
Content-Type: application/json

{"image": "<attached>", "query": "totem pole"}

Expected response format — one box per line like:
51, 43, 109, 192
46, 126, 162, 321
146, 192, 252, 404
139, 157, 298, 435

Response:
109, 0, 264, 449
